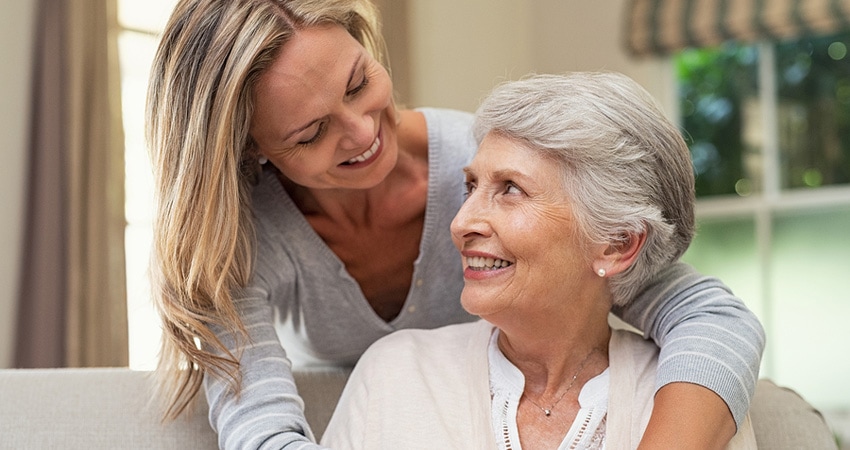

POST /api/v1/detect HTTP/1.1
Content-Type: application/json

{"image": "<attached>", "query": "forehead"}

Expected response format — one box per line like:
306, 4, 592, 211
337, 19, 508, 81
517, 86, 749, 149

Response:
261, 23, 358, 82
250, 24, 363, 142
469, 133, 563, 181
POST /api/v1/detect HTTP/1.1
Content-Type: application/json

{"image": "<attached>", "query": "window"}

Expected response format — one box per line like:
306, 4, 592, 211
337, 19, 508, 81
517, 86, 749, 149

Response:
118, 0, 178, 370
675, 32, 850, 414
677, 32, 850, 196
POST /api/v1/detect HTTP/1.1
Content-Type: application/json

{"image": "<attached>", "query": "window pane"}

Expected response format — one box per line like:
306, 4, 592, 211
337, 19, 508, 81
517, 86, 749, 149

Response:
775, 32, 850, 190
119, 30, 160, 370
117, 0, 177, 33
675, 44, 761, 197
680, 217, 763, 317
771, 207, 850, 410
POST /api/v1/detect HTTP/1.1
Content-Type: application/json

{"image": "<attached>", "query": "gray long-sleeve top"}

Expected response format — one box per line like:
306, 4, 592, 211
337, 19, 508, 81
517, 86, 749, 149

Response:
204, 108, 766, 449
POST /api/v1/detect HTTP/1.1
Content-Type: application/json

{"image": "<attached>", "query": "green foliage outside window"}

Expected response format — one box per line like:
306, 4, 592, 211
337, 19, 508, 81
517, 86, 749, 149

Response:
775, 33, 850, 189
676, 44, 758, 197
675, 32, 850, 197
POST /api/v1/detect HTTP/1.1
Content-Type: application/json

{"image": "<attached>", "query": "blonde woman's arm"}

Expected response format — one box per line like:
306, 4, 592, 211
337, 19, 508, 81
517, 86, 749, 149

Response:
613, 261, 765, 448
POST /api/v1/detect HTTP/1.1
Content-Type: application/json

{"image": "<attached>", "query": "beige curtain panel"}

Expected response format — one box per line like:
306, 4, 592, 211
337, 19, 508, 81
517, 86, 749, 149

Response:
625, 0, 850, 57
15, 0, 127, 368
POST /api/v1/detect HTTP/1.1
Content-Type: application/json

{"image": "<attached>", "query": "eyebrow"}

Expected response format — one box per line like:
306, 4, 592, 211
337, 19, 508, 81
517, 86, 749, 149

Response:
463, 166, 526, 181
279, 53, 364, 143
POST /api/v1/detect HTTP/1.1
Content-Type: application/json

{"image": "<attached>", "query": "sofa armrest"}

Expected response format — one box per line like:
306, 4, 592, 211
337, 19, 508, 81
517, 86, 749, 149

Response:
751, 378, 837, 449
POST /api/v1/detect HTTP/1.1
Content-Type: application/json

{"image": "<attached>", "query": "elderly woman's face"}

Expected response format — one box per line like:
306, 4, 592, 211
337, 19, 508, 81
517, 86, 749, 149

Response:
451, 133, 600, 321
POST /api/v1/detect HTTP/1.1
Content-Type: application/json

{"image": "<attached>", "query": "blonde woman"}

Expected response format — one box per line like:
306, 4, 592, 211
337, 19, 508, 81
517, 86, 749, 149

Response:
147, 1, 764, 448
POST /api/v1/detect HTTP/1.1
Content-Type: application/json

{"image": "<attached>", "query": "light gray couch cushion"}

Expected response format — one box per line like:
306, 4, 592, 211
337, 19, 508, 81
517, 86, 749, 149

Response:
0, 367, 349, 449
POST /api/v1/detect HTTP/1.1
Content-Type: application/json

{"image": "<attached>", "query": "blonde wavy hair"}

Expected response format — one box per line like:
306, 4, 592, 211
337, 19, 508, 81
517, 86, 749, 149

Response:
146, 0, 388, 419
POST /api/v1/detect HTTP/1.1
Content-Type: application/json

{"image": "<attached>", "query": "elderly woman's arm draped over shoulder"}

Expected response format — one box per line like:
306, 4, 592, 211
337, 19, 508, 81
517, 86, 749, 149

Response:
613, 261, 765, 448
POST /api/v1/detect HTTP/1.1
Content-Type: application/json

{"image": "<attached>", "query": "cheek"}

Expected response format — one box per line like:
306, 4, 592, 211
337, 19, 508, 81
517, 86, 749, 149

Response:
499, 212, 543, 257
272, 149, 334, 184
508, 213, 582, 268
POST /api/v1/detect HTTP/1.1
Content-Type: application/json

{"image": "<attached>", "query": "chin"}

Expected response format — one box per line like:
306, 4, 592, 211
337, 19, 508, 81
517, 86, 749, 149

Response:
358, 154, 396, 189
460, 293, 503, 318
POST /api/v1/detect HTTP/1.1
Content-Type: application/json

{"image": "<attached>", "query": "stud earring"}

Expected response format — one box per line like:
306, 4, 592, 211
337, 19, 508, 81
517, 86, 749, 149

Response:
258, 155, 268, 165
597, 268, 606, 277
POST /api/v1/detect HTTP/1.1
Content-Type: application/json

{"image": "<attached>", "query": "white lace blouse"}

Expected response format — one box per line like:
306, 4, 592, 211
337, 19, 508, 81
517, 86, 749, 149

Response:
488, 329, 610, 450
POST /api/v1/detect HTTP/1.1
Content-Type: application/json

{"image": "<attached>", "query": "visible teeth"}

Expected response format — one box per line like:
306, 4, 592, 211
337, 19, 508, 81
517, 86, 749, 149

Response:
347, 136, 380, 164
467, 256, 512, 270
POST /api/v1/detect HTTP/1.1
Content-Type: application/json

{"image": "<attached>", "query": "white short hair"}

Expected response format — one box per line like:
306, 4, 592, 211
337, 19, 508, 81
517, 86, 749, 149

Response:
473, 72, 696, 306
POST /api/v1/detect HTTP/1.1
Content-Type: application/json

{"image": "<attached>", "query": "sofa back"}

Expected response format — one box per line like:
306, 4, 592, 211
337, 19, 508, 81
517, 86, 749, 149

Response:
0, 368, 348, 449
0, 368, 837, 449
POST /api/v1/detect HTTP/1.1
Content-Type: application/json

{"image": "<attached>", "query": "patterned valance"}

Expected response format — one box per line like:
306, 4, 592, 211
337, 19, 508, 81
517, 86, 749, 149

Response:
625, 0, 850, 57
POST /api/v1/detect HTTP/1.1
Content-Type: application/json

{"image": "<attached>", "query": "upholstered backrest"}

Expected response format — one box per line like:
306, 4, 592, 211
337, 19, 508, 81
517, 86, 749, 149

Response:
0, 368, 349, 449
0, 368, 837, 449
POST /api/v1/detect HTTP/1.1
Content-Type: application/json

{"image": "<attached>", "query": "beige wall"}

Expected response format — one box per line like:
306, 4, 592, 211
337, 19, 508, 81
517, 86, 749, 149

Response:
394, 0, 670, 113
0, 0, 36, 368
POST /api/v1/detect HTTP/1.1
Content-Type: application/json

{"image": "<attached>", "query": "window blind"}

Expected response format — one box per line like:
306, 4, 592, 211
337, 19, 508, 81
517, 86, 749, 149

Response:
625, 0, 850, 56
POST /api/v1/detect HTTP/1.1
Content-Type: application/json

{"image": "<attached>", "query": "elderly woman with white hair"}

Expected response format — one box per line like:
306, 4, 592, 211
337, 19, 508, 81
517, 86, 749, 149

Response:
321, 72, 758, 449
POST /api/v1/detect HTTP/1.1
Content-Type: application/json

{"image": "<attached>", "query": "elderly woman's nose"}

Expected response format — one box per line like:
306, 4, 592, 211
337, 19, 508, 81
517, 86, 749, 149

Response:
451, 193, 489, 239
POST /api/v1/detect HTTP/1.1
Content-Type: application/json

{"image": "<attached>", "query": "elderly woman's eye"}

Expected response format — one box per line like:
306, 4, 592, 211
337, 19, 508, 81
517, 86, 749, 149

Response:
505, 182, 522, 194
463, 181, 476, 197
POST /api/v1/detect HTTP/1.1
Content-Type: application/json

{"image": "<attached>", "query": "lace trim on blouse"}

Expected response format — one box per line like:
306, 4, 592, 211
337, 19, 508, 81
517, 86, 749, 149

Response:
488, 329, 609, 450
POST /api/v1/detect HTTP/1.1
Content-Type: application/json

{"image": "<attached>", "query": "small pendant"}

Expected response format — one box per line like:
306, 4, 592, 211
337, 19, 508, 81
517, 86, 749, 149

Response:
544, 409, 551, 416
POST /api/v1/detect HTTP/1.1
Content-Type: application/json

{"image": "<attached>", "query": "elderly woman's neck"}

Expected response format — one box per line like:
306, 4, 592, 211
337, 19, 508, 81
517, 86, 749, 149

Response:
496, 320, 611, 390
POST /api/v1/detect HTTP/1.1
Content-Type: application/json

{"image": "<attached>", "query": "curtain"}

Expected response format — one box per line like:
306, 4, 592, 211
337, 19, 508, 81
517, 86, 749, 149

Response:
15, 0, 128, 368
625, 0, 850, 57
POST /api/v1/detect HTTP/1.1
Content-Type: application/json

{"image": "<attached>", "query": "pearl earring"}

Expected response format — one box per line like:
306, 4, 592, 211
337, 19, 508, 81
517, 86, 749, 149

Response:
597, 268, 606, 277
258, 155, 268, 165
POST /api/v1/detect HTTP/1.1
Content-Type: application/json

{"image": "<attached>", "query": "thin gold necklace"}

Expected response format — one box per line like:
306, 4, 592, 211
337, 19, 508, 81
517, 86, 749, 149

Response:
522, 348, 598, 417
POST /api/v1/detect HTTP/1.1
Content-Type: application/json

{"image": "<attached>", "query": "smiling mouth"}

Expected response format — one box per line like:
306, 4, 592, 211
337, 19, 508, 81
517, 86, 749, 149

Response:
341, 136, 381, 165
466, 256, 513, 271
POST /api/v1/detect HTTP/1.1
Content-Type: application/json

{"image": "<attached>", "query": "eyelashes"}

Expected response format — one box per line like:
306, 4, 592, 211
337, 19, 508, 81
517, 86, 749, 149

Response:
298, 122, 327, 146
346, 72, 369, 96
462, 179, 524, 199
463, 181, 476, 198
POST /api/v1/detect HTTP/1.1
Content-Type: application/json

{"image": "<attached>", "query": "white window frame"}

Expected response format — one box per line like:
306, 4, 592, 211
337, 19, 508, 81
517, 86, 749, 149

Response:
669, 40, 850, 380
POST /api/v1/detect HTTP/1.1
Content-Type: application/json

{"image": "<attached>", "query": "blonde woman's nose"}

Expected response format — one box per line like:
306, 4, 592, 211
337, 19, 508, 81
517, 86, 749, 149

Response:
337, 106, 376, 150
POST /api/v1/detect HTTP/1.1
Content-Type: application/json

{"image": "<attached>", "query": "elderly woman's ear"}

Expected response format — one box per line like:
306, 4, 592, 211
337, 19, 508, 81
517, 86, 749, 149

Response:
593, 231, 647, 277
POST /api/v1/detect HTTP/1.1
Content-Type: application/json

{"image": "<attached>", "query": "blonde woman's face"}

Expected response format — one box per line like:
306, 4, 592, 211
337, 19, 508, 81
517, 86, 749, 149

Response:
250, 24, 397, 190
450, 133, 605, 324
